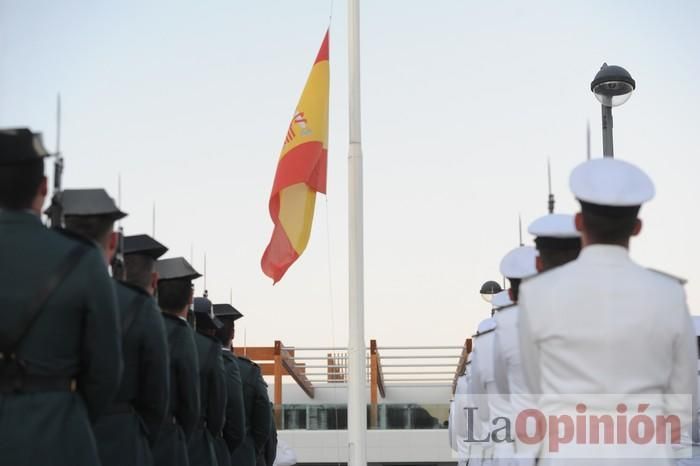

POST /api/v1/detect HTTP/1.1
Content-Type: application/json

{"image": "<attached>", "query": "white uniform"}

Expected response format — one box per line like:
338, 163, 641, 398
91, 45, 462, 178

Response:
451, 361, 472, 466
469, 318, 500, 465
677, 318, 700, 466
519, 244, 697, 465
493, 304, 537, 466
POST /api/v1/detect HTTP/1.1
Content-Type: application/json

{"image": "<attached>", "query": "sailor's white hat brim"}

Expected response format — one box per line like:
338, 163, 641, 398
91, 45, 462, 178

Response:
492, 290, 513, 309
528, 213, 580, 238
569, 158, 655, 206
499, 246, 538, 280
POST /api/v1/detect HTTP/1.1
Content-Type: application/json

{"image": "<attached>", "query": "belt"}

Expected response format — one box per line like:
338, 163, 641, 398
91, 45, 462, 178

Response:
104, 401, 134, 415
0, 374, 77, 394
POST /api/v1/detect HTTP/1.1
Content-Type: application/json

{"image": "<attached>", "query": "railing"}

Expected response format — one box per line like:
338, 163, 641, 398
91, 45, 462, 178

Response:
235, 339, 466, 428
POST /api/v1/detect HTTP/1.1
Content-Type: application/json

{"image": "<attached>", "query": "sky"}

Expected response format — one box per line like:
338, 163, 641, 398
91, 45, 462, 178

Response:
1, 0, 699, 350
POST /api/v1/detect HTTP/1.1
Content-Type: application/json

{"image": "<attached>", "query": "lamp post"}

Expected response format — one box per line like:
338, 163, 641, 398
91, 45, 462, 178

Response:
590, 63, 635, 158
480, 280, 502, 304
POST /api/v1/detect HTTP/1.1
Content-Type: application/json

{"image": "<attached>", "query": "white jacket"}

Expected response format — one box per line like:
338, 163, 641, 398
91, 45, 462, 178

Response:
519, 245, 697, 465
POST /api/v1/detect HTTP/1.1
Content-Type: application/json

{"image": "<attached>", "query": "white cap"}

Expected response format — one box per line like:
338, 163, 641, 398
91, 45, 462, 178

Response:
569, 158, 655, 207
528, 213, 580, 238
492, 290, 513, 309
499, 246, 538, 279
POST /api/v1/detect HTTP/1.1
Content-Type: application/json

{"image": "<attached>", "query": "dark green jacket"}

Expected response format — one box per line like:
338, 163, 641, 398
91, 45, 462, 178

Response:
188, 333, 226, 466
153, 313, 200, 466
216, 349, 246, 466
230, 355, 271, 466
0, 210, 122, 466
93, 281, 170, 466
256, 408, 278, 466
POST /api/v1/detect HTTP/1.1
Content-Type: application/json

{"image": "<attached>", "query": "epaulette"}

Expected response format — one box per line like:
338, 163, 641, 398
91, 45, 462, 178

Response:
161, 312, 189, 326
236, 355, 259, 367
495, 303, 517, 313
472, 327, 496, 338
647, 268, 687, 285
115, 280, 152, 297
54, 228, 100, 248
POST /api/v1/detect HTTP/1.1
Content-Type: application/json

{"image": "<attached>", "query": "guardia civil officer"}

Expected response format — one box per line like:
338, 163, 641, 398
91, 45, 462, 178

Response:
0, 129, 122, 465
119, 235, 174, 440
258, 404, 278, 466
189, 296, 227, 466
213, 303, 247, 466
519, 158, 698, 465
153, 257, 202, 466
124, 234, 168, 295
225, 308, 271, 466
61, 190, 171, 466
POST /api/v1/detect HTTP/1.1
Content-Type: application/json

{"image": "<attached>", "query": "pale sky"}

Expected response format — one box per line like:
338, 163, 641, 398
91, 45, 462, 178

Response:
2, 0, 699, 350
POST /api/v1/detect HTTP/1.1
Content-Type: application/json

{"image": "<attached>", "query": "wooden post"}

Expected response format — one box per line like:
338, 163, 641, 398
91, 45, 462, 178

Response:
274, 340, 283, 427
369, 339, 378, 428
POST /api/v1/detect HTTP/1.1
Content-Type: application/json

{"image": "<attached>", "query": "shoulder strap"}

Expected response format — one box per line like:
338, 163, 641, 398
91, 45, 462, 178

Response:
121, 294, 147, 339
2, 244, 88, 354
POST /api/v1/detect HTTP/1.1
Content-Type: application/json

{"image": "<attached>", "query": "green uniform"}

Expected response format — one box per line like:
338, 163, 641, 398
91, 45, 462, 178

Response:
258, 410, 277, 466
217, 348, 246, 466
0, 211, 123, 466
230, 355, 271, 466
93, 281, 170, 466
153, 313, 200, 466
189, 333, 226, 466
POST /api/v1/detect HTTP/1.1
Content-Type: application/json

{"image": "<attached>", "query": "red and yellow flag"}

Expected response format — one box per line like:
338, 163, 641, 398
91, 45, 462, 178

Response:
262, 30, 329, 283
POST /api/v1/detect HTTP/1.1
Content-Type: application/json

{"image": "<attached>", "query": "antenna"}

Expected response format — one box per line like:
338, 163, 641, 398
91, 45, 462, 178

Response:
547, 158, 555, 214
586, 120, 591, 160
203, 252, 207, 294
112, 173, 126, 280
518, 214, 523, 246
49, 94, 64, 227
55, 94, 61, 158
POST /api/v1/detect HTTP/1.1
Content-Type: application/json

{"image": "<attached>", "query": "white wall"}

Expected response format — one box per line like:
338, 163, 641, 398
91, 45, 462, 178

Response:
279, 429, 454, 464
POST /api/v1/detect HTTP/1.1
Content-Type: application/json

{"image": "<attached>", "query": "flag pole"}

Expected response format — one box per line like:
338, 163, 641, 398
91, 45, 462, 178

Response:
348, 1, 367, 466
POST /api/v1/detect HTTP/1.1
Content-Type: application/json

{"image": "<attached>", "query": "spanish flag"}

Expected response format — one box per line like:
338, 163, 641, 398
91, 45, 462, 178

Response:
262, 30, 329, 283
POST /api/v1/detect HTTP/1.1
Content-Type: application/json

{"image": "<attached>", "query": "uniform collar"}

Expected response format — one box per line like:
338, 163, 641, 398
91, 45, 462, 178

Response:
578, 244, 630, 264
0, 209, 43, 226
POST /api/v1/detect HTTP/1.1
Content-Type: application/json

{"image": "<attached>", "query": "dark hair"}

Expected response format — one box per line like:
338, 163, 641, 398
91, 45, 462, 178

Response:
64, 215, 115, 245
508, 278, 522, 302
0, 159, 44, 209
537, 246, 581, 272
216, 318, 235, 347
158, 279, 192, 313
124, 254, 156, 291
580, 202, 640, 245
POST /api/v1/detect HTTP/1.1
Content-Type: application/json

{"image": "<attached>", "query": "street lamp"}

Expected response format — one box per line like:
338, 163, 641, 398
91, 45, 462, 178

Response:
480, 280, 502, 303
591, 63, 635, 158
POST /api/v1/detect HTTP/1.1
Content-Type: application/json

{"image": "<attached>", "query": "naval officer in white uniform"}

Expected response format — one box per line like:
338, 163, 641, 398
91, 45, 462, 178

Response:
470, 317, 498, 465
489, 246, 538, 465
518, 158, 697, 465
493, 215, 581, 465
450, 353, 473, 466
